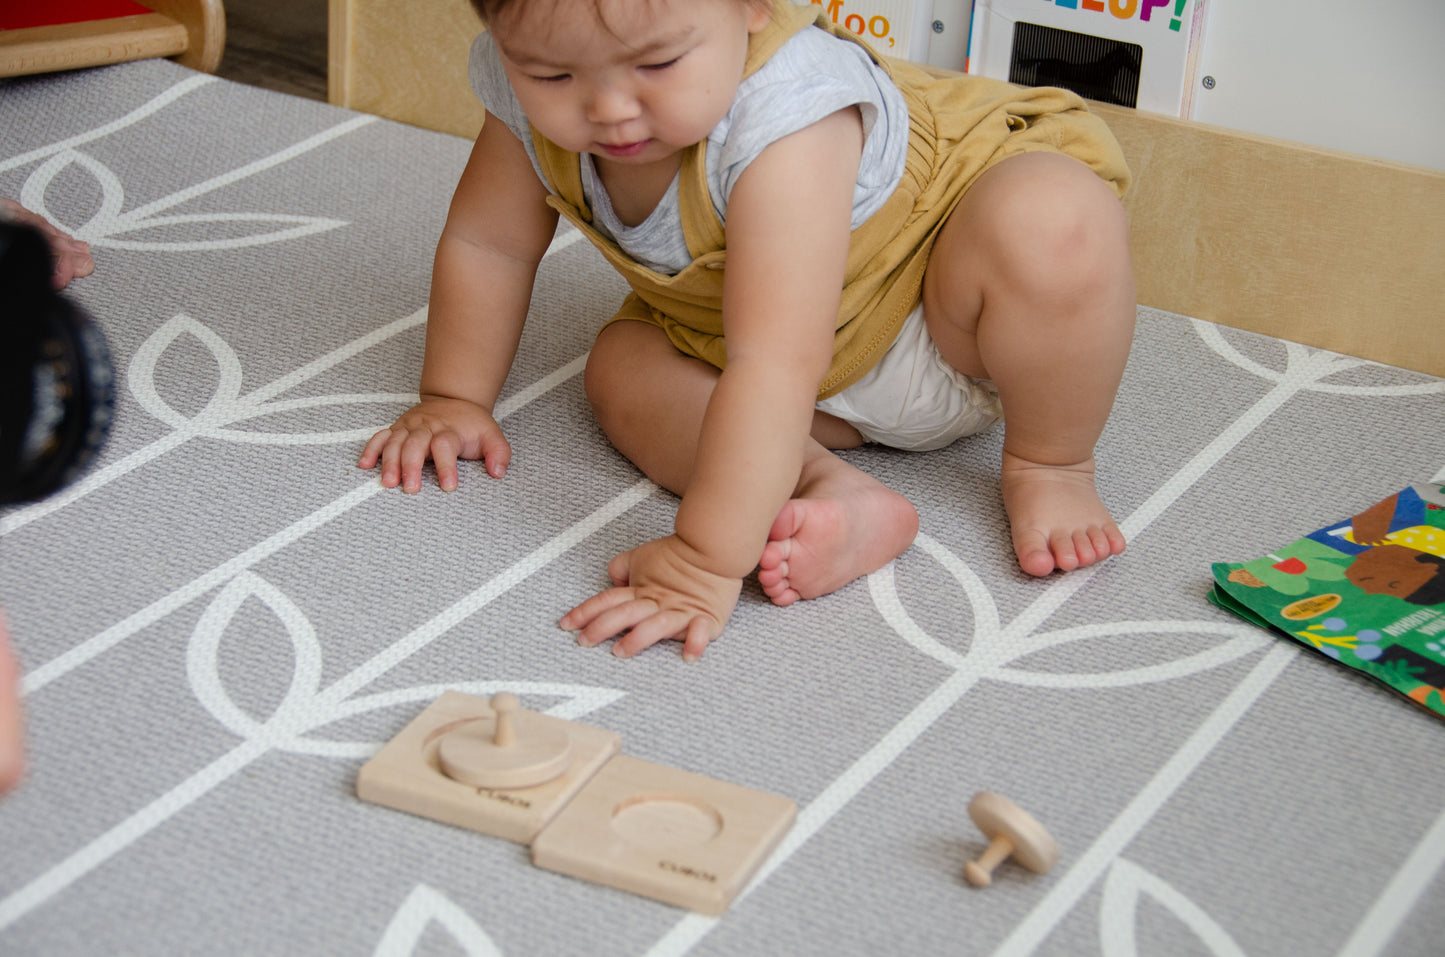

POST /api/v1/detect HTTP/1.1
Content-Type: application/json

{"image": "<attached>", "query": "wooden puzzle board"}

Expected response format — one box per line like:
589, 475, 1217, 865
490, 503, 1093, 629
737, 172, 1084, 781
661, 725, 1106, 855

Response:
357, 690, 622, 844
357, 692, 797, 914
532, 755, 797, 916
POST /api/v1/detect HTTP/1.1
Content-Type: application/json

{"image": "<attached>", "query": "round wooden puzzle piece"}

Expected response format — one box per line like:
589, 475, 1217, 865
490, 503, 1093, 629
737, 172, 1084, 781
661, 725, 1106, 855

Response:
963, 791, 1060, 887
438, 692, 573, 790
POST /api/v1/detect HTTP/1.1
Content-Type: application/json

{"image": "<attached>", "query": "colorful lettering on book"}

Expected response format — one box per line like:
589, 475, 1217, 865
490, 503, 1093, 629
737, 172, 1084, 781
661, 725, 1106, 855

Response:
1043, 0, 1191, 31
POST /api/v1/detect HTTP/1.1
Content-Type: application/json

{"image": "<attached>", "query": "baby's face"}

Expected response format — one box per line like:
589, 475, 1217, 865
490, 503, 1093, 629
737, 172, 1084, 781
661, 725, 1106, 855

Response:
490, 0, 770, 167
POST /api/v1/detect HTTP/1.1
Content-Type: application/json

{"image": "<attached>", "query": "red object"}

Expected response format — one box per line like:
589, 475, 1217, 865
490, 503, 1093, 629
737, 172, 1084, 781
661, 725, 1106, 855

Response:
0, 0, 153, 30
1272, 557, 1308, 575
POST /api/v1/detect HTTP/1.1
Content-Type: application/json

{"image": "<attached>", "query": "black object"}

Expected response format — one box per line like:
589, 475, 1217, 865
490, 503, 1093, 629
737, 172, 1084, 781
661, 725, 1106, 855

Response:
1010, 22, 1144, 109
0, 221, 114, 505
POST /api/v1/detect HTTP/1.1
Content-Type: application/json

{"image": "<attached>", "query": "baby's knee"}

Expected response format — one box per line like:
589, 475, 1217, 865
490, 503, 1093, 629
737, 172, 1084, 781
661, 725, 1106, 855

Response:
582, 322, 646, 427
979, 153, 1129, 291
582, 340, 618, 415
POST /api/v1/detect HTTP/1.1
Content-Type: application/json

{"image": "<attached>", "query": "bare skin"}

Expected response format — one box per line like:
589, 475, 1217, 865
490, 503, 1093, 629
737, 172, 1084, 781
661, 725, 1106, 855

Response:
1, 196, 94, 289
579, 319, 920, 615
755, 454, 920, 605
585, 150, 1134, 611
0, 614, 24, 795
921, 150, 1134, 577
363, 0, 1136, 660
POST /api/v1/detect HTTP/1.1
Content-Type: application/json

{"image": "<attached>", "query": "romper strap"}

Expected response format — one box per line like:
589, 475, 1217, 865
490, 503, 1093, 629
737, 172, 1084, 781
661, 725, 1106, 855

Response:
676, 0, 825, 259
532, 130, 589, 221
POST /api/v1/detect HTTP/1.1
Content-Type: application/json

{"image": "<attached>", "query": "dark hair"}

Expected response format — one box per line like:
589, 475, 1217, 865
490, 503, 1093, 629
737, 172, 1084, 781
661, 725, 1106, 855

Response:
470, 0, 767, 27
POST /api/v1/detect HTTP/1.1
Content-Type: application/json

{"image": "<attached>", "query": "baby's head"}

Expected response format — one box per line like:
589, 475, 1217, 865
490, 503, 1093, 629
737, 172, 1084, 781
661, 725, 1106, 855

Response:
469, 0, 769, 31
474, 0, 773, 165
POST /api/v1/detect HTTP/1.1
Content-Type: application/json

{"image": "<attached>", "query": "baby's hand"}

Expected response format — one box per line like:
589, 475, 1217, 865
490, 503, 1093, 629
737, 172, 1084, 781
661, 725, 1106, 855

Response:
359, 395, 510, 493
1, 197, 95, 289
560, 535, 742, 662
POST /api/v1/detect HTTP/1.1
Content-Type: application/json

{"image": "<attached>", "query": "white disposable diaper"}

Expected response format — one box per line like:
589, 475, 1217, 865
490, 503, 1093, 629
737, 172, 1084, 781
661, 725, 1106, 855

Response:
816, 304, 1002, 452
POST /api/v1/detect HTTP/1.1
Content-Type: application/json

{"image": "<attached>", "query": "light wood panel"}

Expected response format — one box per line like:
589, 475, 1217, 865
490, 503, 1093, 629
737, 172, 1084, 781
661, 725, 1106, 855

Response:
1095, 102, 1444, 378
328, 0, 485, 139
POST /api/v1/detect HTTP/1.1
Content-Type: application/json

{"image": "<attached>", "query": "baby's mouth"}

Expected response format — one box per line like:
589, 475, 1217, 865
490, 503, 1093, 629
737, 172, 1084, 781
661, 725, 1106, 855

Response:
598, 139, 651, 158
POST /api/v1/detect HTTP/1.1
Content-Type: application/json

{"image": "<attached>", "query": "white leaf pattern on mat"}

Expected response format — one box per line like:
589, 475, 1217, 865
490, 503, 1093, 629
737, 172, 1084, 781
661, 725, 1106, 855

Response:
186, 572, 325, 745
0, 74, 217, 176
1100, 858, 1247, 957
19, 149, 125, 235
7, 69, 1440, 953
1194, 319, 1444, 397
867, 535, 1269, 685
129, 313, 414, 443
20, 148, 347, 251
374, 884, 504, 957
996, 621, 1272, 689
185, 573, 625, 759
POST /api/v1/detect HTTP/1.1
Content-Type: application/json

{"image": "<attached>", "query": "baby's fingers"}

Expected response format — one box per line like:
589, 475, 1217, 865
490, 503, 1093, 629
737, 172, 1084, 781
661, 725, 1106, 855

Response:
397, 429, 441, 493
52, 239, 94, 289
358, 428, 392, 470
612, 612, 714, 661
430, 432, 462, 492
476, 428, 512, 479
559, 587, 639, 644
680, 616, 714, 663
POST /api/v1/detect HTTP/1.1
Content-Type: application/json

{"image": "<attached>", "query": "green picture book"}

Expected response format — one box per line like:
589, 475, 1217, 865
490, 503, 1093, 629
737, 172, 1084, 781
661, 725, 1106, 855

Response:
1210, 482, 1445, 720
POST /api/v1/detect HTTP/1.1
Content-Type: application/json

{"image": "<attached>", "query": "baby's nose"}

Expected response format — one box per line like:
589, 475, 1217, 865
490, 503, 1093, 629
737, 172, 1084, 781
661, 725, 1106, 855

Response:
587, 83, 641, 124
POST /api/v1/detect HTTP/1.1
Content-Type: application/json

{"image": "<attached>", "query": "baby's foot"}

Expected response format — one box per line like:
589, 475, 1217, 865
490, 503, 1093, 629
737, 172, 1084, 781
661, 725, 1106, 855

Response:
1001, 451, 1125, 576
757, 464, 919, 606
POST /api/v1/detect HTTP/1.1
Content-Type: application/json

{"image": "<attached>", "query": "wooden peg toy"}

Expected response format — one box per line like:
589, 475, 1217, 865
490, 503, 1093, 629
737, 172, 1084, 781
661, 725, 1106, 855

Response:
962, 792, 1060, 887
358, 690, 796, 913
357, 690, 620, 844
438, 692, 573, 790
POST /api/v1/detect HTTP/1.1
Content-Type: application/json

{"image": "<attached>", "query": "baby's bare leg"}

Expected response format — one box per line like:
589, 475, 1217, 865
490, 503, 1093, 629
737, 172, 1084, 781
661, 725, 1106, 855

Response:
921, 151, 1135, 576
755, 450, 918, 605
586, 321, 917, 603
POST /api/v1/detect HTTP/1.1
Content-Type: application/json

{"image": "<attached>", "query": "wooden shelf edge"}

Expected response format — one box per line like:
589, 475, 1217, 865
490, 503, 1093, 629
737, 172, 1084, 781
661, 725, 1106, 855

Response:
0, 13, 188, 77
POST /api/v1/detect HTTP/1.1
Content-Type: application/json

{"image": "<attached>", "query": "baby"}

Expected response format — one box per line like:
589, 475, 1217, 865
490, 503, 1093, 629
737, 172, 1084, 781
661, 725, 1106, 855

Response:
361, 0, 1136, 660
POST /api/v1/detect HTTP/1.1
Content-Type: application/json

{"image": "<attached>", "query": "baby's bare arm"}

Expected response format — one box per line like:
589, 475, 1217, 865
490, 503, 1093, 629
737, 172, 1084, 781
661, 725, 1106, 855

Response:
675, 107, 864, 578
361, 114, 558, 491
563, 107, 865, 657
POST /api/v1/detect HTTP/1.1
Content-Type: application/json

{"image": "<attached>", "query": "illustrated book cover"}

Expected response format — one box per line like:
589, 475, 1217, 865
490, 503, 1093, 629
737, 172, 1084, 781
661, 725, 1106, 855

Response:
1210, 482, 1445, 720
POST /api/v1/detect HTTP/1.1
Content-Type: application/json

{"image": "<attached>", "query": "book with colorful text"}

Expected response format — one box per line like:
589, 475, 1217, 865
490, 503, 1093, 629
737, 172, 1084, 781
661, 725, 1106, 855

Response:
1210, 482, 1445, 720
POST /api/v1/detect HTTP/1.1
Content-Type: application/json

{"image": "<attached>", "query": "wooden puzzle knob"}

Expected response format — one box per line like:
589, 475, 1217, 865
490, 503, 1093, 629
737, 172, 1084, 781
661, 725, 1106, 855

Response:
963, 792, 1059, 887
437, 693, 573, 790
490, 692, 519, 747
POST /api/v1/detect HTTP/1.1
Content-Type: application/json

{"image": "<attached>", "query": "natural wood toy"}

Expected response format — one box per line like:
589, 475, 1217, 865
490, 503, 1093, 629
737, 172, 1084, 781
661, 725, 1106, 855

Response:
358, 690, 797, 915
357, 690, 620, 844
531, 754, 796, 916
437, 692, 573, 789
962, 792, 1060, 888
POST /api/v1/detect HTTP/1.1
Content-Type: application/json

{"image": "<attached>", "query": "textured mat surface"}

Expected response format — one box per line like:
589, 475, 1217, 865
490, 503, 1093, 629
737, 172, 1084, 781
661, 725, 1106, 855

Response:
3, 59, 1444, 955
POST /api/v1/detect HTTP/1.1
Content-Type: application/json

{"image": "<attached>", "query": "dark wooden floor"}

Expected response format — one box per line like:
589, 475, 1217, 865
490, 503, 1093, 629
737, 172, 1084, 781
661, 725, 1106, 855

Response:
215, 0, 329, 101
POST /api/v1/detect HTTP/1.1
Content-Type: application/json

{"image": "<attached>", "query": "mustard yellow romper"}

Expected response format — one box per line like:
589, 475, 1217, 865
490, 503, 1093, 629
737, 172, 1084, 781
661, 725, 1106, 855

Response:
529, 0, 1131, 400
